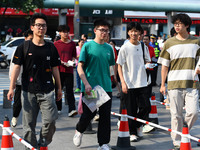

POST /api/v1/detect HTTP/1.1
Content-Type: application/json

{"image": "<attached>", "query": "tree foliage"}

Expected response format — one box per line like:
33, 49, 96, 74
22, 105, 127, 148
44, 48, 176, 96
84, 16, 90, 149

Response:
0, 0, 43, 14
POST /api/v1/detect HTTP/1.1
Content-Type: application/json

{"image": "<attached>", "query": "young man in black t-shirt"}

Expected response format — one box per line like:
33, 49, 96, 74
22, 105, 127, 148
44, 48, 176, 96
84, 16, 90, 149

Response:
7, 13, 62, 149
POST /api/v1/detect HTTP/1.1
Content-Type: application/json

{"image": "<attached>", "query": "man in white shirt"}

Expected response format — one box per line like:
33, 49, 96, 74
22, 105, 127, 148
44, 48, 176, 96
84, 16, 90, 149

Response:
117, 22, 151, 142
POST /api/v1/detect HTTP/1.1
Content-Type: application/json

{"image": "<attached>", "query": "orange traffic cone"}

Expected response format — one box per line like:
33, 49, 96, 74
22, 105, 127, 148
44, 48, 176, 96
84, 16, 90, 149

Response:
38, 138, 48, 150
112, 108, 136, 150
1, 116, 14, 150
40, 146, 48, 150
180, 123, 192, 150
149, 92, 159, 124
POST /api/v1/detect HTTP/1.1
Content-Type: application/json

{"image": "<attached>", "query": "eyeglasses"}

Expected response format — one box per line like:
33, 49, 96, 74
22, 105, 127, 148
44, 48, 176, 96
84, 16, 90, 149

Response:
96, 28, 110, 33
174, 22, 183, 26
34, 23, 47, 29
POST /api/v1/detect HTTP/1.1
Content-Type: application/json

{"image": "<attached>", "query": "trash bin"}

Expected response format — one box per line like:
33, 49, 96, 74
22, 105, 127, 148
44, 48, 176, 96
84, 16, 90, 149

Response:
3, 90, 11, 108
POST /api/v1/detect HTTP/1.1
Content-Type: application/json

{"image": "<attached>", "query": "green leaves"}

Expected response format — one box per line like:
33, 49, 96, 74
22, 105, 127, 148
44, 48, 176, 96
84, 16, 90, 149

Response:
1, 0, 43, 14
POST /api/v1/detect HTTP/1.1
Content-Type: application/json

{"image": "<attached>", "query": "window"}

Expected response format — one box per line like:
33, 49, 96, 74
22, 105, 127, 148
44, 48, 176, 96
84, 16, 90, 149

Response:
9, 39, 24, 47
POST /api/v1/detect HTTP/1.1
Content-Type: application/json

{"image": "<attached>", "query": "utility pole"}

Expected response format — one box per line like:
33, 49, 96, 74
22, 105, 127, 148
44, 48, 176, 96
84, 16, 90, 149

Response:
73, 0, 80, 40
166, 12, 177, 37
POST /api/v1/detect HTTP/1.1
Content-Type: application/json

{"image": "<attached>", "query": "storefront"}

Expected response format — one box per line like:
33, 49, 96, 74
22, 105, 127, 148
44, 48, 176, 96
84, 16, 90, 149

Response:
123, 11, 200, 37
0, 8, 74, 42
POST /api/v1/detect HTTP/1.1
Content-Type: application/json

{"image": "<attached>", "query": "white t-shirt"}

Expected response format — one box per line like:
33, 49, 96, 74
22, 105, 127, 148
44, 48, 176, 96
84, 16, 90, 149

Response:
117, 41, 151, 89
9, 50, 23, 85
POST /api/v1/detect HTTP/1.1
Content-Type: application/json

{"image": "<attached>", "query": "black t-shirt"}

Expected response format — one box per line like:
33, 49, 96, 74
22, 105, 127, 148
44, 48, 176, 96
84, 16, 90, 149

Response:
13, 40, 61, 94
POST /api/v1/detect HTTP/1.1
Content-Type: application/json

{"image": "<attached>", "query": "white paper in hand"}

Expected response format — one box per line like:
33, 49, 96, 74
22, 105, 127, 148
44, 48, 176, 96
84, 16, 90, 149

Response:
194, 59, 200, 81
82, 85, 110, 112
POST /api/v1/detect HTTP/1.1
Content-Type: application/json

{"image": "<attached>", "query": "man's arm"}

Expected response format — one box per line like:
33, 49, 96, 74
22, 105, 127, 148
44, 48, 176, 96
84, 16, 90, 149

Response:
160, 65, 169, 96
118, 64, 128, 94
77, 62, 92, 95
52, 66, 62, 101
7, 64, 21, 101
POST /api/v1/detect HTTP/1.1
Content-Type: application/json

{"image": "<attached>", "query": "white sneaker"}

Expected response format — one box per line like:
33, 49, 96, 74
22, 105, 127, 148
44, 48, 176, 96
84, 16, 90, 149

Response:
11, 117, 18, 128
97, 144, 110, 150
143, 124, 155, 133
137, 126, 143, 137
94, 114, 100, 121
117, 120, 120, 129
58, 111, 61, 115
73, 130, 83, 147
130, 135, 138, 142
68, 110, 78, 117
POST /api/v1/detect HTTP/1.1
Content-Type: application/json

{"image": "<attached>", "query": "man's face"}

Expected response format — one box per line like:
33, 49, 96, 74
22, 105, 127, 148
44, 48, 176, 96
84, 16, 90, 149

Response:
143, 36, 150, 45
174, 20, 188, 34
94, 26, 110, 41
150, 38, 155, 43
31, 18, 47, 37
59, 31, 69, 40
128, 28, 140, 41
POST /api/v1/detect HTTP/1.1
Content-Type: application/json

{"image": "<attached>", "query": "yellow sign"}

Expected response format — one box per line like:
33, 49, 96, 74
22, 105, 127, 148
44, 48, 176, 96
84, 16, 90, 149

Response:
75, 0, 79, 5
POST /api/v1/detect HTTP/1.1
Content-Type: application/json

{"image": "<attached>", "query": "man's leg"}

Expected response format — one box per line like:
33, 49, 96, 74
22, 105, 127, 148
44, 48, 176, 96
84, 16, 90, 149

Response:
21, 91, 39, 148
185, 88, 199, 129
65, 73, 76, 114
76, 100, 97, 133
123, 89, 138, 136
98, 92, 112, 145
168, 89, 184, 146
37, 90, 58, 145
136, 87, 151, 128
13, 85, 22, 118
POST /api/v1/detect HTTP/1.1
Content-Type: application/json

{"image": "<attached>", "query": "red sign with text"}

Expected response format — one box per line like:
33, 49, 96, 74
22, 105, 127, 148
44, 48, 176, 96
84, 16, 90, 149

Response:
0, 8, 74, 16
123, 18, 200, 25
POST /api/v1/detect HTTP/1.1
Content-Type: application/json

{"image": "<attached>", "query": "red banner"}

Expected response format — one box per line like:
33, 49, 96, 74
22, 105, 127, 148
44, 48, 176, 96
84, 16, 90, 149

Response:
0, 8, 74, 16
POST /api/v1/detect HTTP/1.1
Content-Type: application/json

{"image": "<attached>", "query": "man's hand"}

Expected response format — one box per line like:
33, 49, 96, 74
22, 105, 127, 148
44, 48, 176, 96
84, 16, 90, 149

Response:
196, 67, 200, 74
7, 89, 14, 101
85, 83, 92, 95
121, 82, 128, 94
160, 85, 166, 96
56, 89, 62, 101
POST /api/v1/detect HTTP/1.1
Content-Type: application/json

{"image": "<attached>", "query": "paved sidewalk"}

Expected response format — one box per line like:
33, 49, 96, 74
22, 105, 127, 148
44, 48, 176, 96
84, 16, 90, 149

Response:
0, 88, 200, 150
1, 66, 200, 149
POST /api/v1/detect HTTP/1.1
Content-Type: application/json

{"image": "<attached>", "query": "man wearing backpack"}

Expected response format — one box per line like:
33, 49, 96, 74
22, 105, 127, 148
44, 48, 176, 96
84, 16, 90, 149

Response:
7, 13, 62, 149
9, 29, 33, 128
117, 22, 151, 142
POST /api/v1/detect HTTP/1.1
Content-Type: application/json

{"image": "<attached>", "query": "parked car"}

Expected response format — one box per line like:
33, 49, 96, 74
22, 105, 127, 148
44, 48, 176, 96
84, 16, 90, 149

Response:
0, 37, 52, 63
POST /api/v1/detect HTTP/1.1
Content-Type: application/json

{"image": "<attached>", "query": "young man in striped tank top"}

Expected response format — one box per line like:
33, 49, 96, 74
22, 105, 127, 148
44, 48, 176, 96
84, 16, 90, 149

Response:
158, 13, 200, 150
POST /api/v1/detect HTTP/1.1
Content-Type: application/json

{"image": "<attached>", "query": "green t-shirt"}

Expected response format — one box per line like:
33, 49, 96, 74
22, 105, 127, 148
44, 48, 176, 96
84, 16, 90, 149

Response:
79, 40, 115, 92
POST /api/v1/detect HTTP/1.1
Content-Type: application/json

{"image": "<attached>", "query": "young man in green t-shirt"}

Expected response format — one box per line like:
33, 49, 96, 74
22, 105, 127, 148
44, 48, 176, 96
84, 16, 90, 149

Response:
73, 19, 115, 150
158, 13, 200, 150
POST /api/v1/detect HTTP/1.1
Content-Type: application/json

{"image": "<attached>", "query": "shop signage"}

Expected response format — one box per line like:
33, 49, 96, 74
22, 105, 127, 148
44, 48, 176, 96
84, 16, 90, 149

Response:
123, 18, 200, 25
80, 9, 123, 17
0, 8, 74, 16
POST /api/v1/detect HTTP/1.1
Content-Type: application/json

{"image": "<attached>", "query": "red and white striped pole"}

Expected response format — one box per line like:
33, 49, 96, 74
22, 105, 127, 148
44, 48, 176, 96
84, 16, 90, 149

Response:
111, 111, 200, 144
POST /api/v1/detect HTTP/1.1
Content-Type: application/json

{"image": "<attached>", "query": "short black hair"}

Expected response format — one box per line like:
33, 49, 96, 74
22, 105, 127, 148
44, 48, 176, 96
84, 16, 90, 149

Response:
172, 13, 191, 32
30, 13, 47, 26
78, 38, 84, 43
94, 19, 110, 29
127, 22, 143, 33
82, 34, 87, 39
170, 27, 177, 37
110, 40, 116, 45
58, 25, 70, 32
143, 35, 150, 40
24, 29, 33, 38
